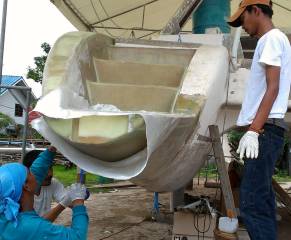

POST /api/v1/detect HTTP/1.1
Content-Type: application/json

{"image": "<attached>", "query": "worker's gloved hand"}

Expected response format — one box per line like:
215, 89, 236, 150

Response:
67, 183, 87, 201
237, 131, 259, 159
59, 188, 72, 208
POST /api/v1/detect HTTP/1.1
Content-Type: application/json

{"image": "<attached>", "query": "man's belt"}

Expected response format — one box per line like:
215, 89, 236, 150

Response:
236, 118, 288, 132
265, 118, 288, 130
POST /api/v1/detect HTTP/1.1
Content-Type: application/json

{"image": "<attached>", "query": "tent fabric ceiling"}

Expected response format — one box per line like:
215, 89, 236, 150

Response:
51, 0, 291, 39
52, 0, 185, 39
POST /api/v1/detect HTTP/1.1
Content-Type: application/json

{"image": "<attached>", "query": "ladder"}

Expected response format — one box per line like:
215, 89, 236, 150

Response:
208, 125, 237, 218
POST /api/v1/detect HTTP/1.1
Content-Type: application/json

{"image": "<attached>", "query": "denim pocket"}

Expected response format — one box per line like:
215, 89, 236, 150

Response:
269, 130, 284, 141
258, 132, 271, 158
264, 124, 284, 139
267, 129, 284, 159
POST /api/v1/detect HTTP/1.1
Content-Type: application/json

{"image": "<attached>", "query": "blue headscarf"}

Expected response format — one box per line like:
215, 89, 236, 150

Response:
0, 163, 27, 227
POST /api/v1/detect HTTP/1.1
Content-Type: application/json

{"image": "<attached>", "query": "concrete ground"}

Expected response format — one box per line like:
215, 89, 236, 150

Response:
56, 186, 173, 240
55, 181, 291, 240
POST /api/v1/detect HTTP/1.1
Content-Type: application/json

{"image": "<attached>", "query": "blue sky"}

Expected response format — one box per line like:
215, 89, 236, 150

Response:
2, 0, 76, 77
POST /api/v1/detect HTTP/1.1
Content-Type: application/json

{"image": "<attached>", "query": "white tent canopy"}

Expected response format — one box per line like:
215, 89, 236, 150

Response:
50, 0, 291, 39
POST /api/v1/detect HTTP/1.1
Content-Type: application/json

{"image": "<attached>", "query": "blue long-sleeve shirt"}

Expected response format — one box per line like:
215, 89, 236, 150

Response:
30, 149, 56, 188
0, 149, 89, 240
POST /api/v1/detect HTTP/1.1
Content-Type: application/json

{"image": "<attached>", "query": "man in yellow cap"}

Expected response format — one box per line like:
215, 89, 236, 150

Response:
228, 1, 291, 239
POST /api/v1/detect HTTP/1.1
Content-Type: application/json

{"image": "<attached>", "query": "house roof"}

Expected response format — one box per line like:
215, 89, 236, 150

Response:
0, 75, 23, 95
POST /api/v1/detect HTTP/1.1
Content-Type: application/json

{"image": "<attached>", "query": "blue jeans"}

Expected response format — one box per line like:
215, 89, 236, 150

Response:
240, 124, 284, 240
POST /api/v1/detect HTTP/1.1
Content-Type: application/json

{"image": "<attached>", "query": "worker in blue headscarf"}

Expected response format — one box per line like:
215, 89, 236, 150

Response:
0, 146, 89, 240
0, 163, 27, 226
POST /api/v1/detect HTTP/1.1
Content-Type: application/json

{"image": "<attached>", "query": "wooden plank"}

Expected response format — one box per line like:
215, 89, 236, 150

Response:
170, 187, 185, 212
204, 182, 221, 188
209, 125, 237, 218
272, 178, 291, 214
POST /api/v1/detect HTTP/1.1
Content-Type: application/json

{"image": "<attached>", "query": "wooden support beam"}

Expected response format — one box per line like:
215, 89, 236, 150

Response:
204, 182, 221, 188
170, 188, 185, 212
209, 125, 237, 218
161, 0, 203, 34
272, 178, 291, 214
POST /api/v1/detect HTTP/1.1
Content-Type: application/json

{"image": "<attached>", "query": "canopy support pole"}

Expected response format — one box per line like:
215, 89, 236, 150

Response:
0, 0, 8, 85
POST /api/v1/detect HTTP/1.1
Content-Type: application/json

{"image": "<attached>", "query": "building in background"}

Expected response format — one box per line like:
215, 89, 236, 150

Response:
0, 75, 36, 125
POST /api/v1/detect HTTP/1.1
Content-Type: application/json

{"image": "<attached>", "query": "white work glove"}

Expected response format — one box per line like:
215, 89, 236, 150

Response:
67, 183, 87, 202
59, 188, 72, 208
236, 131, 259, 159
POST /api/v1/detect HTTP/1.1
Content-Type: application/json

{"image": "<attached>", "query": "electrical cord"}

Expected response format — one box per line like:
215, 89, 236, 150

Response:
97, 218, 146, 240
191, 198, 215, 240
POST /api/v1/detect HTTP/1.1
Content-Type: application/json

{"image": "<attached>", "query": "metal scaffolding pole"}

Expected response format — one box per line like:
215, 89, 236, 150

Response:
0, 85, 32, 161
21, 88, 31, 161
0, 0, 8, 85
0, 1, 32, 162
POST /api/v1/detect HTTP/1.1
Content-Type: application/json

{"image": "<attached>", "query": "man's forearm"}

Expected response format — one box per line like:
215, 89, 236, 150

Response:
42, 204, 65, 222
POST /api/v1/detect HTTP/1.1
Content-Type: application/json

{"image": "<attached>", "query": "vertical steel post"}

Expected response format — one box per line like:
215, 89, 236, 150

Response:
0, 0, 8, 86
77, 167, 90, 199
288, 144, 291, 176
79, 168, 86, 184
153, 192, 159, 213
21, 89, 31, 161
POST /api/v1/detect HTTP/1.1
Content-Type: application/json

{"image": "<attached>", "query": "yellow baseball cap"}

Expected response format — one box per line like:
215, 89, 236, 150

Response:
228, 0, 272, 27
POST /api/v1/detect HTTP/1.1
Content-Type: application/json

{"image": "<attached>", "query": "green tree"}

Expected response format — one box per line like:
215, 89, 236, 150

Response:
27, 42, 51, 84
0, 112, 14, 129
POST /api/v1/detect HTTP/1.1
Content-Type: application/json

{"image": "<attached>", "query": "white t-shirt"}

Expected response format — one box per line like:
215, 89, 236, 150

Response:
34, 178, 66, 216
237, 28, 291, 126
